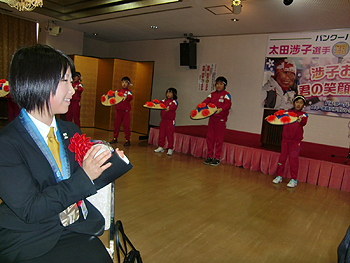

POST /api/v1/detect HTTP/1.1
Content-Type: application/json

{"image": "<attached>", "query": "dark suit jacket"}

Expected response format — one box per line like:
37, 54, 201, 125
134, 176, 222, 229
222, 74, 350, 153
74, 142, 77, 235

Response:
0, 117, 132, 262
338, 225, 350, 263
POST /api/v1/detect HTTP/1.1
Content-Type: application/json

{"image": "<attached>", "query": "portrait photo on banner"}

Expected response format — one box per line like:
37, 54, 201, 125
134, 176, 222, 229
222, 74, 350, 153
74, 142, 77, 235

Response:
261, 29, 350, 118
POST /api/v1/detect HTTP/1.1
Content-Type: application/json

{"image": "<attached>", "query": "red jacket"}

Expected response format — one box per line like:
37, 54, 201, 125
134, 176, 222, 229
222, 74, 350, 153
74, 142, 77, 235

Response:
160, 98, 178, 120
282, 109, 308, 142
115, 88, 133, 111
71, 82, 83, 102
202, 89, 232, 121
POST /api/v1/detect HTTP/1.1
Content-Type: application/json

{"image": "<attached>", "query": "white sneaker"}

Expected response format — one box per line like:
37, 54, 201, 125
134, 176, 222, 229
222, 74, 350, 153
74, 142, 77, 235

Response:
273, 176, 282, 184
167, 149, 174, 156
287, 179, 297, 188
154, 147, 164, 153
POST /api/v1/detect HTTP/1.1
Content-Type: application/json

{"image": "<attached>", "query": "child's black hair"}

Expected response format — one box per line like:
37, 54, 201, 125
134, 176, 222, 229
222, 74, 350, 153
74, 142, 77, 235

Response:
73, 72, 81, 78
166, 87, 177, 100
293, 95, 306, 104
121, 76, 131, 83
291, 95, 306, 110
215, 76, 227, 86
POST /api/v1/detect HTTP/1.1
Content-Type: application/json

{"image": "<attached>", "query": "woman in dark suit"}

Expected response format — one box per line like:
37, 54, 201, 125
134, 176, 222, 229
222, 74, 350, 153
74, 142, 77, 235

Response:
0, 45, 117, 263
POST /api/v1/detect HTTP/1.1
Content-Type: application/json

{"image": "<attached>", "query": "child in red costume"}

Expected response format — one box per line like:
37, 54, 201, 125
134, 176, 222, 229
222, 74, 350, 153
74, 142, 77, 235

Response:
203, 76, 232, 166
154, 88, 178, 156
66, 72, 83, 127
272, 95, 308, 188
110, 77, 133, 146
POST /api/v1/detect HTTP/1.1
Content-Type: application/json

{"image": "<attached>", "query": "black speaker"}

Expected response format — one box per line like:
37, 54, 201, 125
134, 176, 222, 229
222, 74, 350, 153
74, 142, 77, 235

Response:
180, 43, 197, 69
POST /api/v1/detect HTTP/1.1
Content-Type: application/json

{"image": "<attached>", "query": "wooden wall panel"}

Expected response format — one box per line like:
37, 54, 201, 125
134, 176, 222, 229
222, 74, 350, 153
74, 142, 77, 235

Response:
73, 55, 98, 127
69, 56, 153, 135
95, 58, 114, 130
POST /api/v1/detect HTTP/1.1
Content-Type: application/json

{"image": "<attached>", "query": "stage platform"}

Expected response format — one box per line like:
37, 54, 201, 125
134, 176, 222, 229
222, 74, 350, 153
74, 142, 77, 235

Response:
148, 125, 350, 192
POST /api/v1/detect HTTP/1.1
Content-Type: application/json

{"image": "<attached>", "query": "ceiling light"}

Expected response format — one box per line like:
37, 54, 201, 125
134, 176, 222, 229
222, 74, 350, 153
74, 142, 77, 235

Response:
232, 0, 241, 6
150, 25, 158, 29
231, 18, 239, 22
6, 0, 43, 11
232, 0, 242, 14
283, 0, 293, 6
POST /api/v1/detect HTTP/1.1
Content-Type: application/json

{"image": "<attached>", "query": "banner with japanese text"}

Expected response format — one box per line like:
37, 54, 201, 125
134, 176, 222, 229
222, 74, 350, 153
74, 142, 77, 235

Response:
261, 29, 350, 117
198, 64, 217, 92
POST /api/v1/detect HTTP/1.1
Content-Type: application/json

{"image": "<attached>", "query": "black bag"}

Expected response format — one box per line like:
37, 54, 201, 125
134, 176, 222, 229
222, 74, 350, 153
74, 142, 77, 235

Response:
93, 153, 133, 190
264, 89, 277, 108
114, 220, 143, 263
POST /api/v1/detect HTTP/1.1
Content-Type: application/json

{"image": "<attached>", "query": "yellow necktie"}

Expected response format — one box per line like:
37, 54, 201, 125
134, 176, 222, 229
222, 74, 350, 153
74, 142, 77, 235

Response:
47, 127, 62, 174
47, 127, 81, 226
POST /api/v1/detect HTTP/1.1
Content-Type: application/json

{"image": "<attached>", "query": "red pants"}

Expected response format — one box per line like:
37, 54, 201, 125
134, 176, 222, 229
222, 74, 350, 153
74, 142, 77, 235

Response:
276, 140, 300, 180
114, 110, 131, 141
206, 118, 226, 160
66, 101, 81, 128
158, 119, 175, 149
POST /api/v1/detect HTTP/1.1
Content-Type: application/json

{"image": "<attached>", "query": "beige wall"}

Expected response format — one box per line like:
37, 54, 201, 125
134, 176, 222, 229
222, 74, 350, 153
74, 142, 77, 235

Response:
39, 24, 350, 148
83, 37, 109, 58
38, 26, 84, 55
102, 34, 350, 148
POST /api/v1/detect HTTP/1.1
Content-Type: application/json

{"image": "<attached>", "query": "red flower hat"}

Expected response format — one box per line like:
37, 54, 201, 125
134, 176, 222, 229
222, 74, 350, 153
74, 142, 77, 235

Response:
265, 110, 303, 125
190, 110, 197, 118
101, 90, 125, 106
0, 79, 10, 97
190, 102, 217, 120
143, 99, 167, 110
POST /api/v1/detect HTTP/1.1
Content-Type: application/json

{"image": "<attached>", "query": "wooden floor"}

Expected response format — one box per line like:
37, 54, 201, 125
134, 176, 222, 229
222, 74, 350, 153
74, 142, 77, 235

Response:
81, 127, 350, 263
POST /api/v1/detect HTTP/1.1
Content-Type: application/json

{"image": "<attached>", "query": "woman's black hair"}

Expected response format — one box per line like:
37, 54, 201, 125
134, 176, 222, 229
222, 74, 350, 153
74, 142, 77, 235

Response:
8, 44, 75, 114
166, 87, 177, 100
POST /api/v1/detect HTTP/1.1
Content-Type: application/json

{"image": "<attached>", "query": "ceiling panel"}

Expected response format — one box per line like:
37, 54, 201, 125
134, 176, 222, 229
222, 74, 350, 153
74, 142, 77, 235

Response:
0, 0, 349, 42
